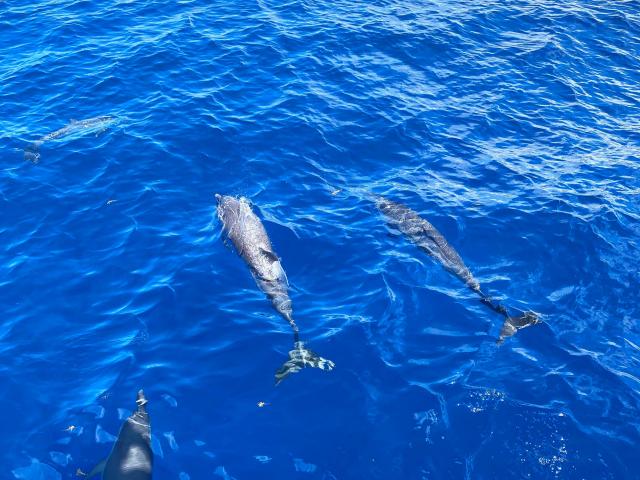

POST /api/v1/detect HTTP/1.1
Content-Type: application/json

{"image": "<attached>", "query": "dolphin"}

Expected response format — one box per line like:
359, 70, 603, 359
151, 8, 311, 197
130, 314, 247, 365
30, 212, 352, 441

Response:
376, 196, 539, 343
216, 194, 334, 383
82, 390, 152, 479
24, 115, 116, 163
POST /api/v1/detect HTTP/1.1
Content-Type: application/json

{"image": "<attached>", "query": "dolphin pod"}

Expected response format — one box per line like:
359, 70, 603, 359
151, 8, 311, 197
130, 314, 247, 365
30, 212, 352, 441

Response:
376, 196, 540, 343
216, 194, 335, 384
83, 390, 152, 479
71, 194, 539, 471
24, 115, 115, 163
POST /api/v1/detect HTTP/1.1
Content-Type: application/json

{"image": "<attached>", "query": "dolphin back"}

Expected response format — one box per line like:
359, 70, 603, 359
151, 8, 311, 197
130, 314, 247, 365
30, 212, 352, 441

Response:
24, 115, 115, 163
377, 197, 480, 291
216, 194, 293, 324
377, 196, 541, 342
216, 195, 273, 261
103, 390, 152, 480
216, 194, 335, 382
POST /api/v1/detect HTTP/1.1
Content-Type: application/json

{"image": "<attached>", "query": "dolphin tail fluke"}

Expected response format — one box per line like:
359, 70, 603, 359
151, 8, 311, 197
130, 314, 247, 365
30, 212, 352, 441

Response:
497, 311, 540, 344
24, 141, 42, 163
275, 341, 335, 385
477, 294, 540, 344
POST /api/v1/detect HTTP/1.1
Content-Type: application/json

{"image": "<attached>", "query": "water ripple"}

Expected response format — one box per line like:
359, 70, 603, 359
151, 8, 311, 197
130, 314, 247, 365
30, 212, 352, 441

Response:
1, 0, 639, 478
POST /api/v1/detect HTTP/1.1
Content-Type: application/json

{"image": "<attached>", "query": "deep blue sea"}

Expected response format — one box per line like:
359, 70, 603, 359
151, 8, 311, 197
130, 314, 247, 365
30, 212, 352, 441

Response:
1, 0, 640, 478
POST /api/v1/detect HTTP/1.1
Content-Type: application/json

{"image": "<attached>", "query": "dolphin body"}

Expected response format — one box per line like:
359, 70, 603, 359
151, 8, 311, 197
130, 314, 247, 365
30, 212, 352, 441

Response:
24, 115, 115, 163
84, 390, 152, 480
376, 196, 539, 343
216, 194, 334, 383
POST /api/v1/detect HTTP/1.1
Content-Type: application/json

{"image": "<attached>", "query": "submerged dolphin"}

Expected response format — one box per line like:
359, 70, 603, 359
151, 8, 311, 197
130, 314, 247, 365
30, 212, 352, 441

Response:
376, 196, 539, 343
82, 390, 152, 479
24, 115, 115, 163
216, 194, 334, 383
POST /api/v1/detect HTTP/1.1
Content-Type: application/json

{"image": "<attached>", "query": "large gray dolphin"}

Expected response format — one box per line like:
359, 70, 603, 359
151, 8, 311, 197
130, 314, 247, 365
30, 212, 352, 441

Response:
82, 390, 152, 479
216, 194, 334, 383
24, 115, 115, 163
376, 196, 539, 343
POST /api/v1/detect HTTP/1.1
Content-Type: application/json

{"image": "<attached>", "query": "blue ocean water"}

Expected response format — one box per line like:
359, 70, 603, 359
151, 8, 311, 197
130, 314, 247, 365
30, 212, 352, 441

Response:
1, 0, 639, 477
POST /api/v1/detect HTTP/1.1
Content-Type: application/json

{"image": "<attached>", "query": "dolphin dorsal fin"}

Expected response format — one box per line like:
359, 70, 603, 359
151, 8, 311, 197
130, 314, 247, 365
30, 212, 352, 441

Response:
84, 459, 106, 478
260, 248, 279, 263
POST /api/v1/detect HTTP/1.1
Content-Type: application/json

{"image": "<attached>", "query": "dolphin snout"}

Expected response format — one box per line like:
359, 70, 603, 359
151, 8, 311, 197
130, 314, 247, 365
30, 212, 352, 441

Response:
136, 389, 148, 406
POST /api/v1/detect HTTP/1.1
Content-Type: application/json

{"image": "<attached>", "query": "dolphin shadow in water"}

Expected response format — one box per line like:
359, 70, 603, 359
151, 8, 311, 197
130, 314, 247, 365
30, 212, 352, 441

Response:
376, 196, 540, 343
81, 390, 152, 480
216, 194, 334, 384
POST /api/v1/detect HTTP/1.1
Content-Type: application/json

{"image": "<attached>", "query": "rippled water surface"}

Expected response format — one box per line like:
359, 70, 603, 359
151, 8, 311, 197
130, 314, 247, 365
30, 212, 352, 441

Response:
1, 0, 640, 478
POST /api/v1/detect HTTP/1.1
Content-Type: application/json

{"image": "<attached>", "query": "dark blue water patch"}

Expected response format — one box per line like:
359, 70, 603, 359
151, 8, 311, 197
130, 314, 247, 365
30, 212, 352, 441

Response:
2, 0, 640, 478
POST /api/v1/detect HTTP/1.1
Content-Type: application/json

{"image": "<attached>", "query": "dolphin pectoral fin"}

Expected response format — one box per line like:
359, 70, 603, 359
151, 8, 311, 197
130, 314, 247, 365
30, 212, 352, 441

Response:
260, 248, 280, 263
95, 126, 109, 137
80, 459, 106, 478
497, 311, 541, 344
275, 341, 335, 385
385, 226, 402, 238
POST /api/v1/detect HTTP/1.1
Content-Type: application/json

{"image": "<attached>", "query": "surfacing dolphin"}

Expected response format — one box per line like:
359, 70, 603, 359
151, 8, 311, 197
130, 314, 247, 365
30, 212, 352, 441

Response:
24, 115, 116, 163
376, 196, 539, 343
216, 194, 334, 384
81, 390, 152, 480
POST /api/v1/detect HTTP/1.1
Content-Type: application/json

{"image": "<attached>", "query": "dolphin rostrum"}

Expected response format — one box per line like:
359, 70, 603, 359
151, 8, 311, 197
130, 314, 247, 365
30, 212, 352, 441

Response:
82, 390, 152, 479
376, 196, 539, 343
216, 194, 334, 383
24, 115, 116, 163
